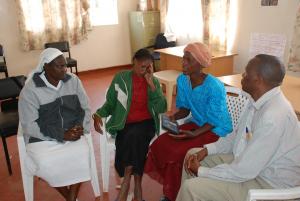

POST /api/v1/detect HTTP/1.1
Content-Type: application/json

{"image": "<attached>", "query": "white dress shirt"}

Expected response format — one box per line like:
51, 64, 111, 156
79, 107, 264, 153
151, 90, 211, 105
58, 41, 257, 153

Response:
199, 87, 300, 188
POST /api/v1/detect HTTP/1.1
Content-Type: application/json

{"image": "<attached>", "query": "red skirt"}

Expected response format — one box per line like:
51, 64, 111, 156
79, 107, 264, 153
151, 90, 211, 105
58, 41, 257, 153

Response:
144, 122, 219, 201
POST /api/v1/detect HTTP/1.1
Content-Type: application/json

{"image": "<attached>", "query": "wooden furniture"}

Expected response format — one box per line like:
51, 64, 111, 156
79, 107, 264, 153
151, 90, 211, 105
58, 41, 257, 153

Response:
218, 74, 300, 117
155, 46, 237, 76
153, 70, 181, 111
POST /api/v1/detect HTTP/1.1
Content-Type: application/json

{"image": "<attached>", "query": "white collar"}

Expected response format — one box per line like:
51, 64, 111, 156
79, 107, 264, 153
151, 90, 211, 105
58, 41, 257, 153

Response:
252, 86, 281, 110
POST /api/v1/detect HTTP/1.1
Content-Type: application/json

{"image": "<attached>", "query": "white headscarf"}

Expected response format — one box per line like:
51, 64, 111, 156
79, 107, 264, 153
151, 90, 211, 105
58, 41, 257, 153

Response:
27, 48, 64, 82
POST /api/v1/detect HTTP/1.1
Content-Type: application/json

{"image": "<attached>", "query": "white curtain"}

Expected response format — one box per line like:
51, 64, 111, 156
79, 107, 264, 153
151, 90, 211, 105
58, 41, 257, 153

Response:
159, 0, 169, 32
16, 0, 91, 51
203, 0, 233, 52
164, 0, 203, 45
163, 0, 236, 52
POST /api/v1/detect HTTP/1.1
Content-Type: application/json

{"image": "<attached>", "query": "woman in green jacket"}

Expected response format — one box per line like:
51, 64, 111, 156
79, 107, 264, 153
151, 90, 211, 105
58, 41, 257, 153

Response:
93, 49, 167, 201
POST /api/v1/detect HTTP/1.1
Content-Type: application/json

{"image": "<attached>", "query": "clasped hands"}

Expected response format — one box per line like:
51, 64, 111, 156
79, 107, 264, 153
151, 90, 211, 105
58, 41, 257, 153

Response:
184, 148, 208, 176
63, 125, 84, 141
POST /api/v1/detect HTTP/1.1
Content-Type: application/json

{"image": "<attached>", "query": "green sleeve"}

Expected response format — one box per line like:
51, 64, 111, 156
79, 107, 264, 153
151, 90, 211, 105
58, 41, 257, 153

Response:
149, 78, 167, 114
95, 75, 118, 117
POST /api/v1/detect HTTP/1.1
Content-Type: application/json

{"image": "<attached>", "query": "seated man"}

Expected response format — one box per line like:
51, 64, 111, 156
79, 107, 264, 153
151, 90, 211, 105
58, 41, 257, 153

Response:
19, 48, 91, 201
176, 54, 300, 201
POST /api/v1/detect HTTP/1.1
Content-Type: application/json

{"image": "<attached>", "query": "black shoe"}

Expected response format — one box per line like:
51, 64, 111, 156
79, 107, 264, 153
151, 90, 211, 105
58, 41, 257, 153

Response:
160, 196, 171, 201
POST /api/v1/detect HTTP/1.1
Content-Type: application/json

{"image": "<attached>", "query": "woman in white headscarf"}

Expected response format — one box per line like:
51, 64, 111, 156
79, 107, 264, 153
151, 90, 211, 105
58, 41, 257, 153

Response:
19, 48, 92, 201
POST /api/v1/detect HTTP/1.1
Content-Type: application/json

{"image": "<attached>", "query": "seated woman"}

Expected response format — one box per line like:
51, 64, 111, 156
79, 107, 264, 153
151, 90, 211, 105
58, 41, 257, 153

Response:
93, 49, 167, 201
144, 42, 233, 201
19, 48, 92, 201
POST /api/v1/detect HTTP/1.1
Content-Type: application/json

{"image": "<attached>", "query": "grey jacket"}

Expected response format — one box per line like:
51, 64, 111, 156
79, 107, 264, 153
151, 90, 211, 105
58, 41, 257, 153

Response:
19, 72, 91, 144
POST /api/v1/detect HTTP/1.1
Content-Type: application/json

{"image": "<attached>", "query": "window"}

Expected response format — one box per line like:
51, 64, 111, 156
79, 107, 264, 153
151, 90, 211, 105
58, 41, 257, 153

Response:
164, 0, 237, 52
164, 0, 203, 45
89, 0, 118, 26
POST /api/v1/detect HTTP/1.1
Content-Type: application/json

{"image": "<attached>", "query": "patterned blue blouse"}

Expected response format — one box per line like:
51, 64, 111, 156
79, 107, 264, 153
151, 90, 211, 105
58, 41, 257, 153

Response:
176, 74, 232, 137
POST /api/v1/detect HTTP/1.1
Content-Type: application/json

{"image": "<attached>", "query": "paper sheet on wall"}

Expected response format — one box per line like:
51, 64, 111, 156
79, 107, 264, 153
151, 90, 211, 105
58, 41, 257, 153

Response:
249, 33, 286, 60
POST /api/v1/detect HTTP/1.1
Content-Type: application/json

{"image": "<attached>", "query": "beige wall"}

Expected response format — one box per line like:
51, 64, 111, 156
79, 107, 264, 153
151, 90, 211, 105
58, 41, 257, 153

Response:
233, 0, 300, 73
2, 0, 299, 76
0, 0, 138, 77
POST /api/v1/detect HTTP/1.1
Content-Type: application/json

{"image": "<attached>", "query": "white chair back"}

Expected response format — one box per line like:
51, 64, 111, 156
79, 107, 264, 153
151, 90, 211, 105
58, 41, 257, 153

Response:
225, 86, 249, 129
176, 86, 249, 130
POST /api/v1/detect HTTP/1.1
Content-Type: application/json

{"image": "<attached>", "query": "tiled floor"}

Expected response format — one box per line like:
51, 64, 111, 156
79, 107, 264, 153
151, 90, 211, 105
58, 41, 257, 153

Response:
0, 67, 176, 201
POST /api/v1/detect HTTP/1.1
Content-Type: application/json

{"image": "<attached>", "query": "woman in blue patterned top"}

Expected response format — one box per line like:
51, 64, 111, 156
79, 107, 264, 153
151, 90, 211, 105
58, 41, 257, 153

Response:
144, 42, 233, 201
175, 72, 232, 137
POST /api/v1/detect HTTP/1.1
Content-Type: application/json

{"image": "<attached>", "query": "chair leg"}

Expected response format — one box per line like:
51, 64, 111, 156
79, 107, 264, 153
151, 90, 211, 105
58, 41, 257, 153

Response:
5, 69, 8, 78
75, 64, 78, 75
100, 134, 110, 192
17, 127, 34, 201
85, 134, 101, 197
152, 61, 156, 72
1, 136, 12, 175
23, 174, 34, 201
165, 83, 174, 111
102, 149, 110, 192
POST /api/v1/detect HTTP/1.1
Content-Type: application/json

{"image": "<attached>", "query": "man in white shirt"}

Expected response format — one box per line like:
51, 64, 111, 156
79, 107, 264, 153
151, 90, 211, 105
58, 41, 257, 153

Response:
176, 54, 300, 201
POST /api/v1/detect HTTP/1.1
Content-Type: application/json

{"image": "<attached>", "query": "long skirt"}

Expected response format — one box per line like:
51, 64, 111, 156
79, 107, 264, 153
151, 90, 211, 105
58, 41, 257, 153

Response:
144, 122, 219, 201
115, 119, 155, 177
26, 136, 91, 187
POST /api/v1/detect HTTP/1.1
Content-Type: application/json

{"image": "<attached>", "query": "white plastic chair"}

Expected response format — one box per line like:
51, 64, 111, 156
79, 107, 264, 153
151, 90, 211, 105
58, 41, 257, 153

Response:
100, 117, 116, 192
17, 123, 101, 201
176, 86, 249, 130
247, 186, 300, 201
246, 121, 300, 201
153, 70, 181, 111
100, 114, 167, 192
225, 86, 249, 129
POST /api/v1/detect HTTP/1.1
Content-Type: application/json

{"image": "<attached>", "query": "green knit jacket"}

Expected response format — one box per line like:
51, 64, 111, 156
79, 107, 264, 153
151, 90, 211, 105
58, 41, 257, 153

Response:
95, 70, 167, 137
